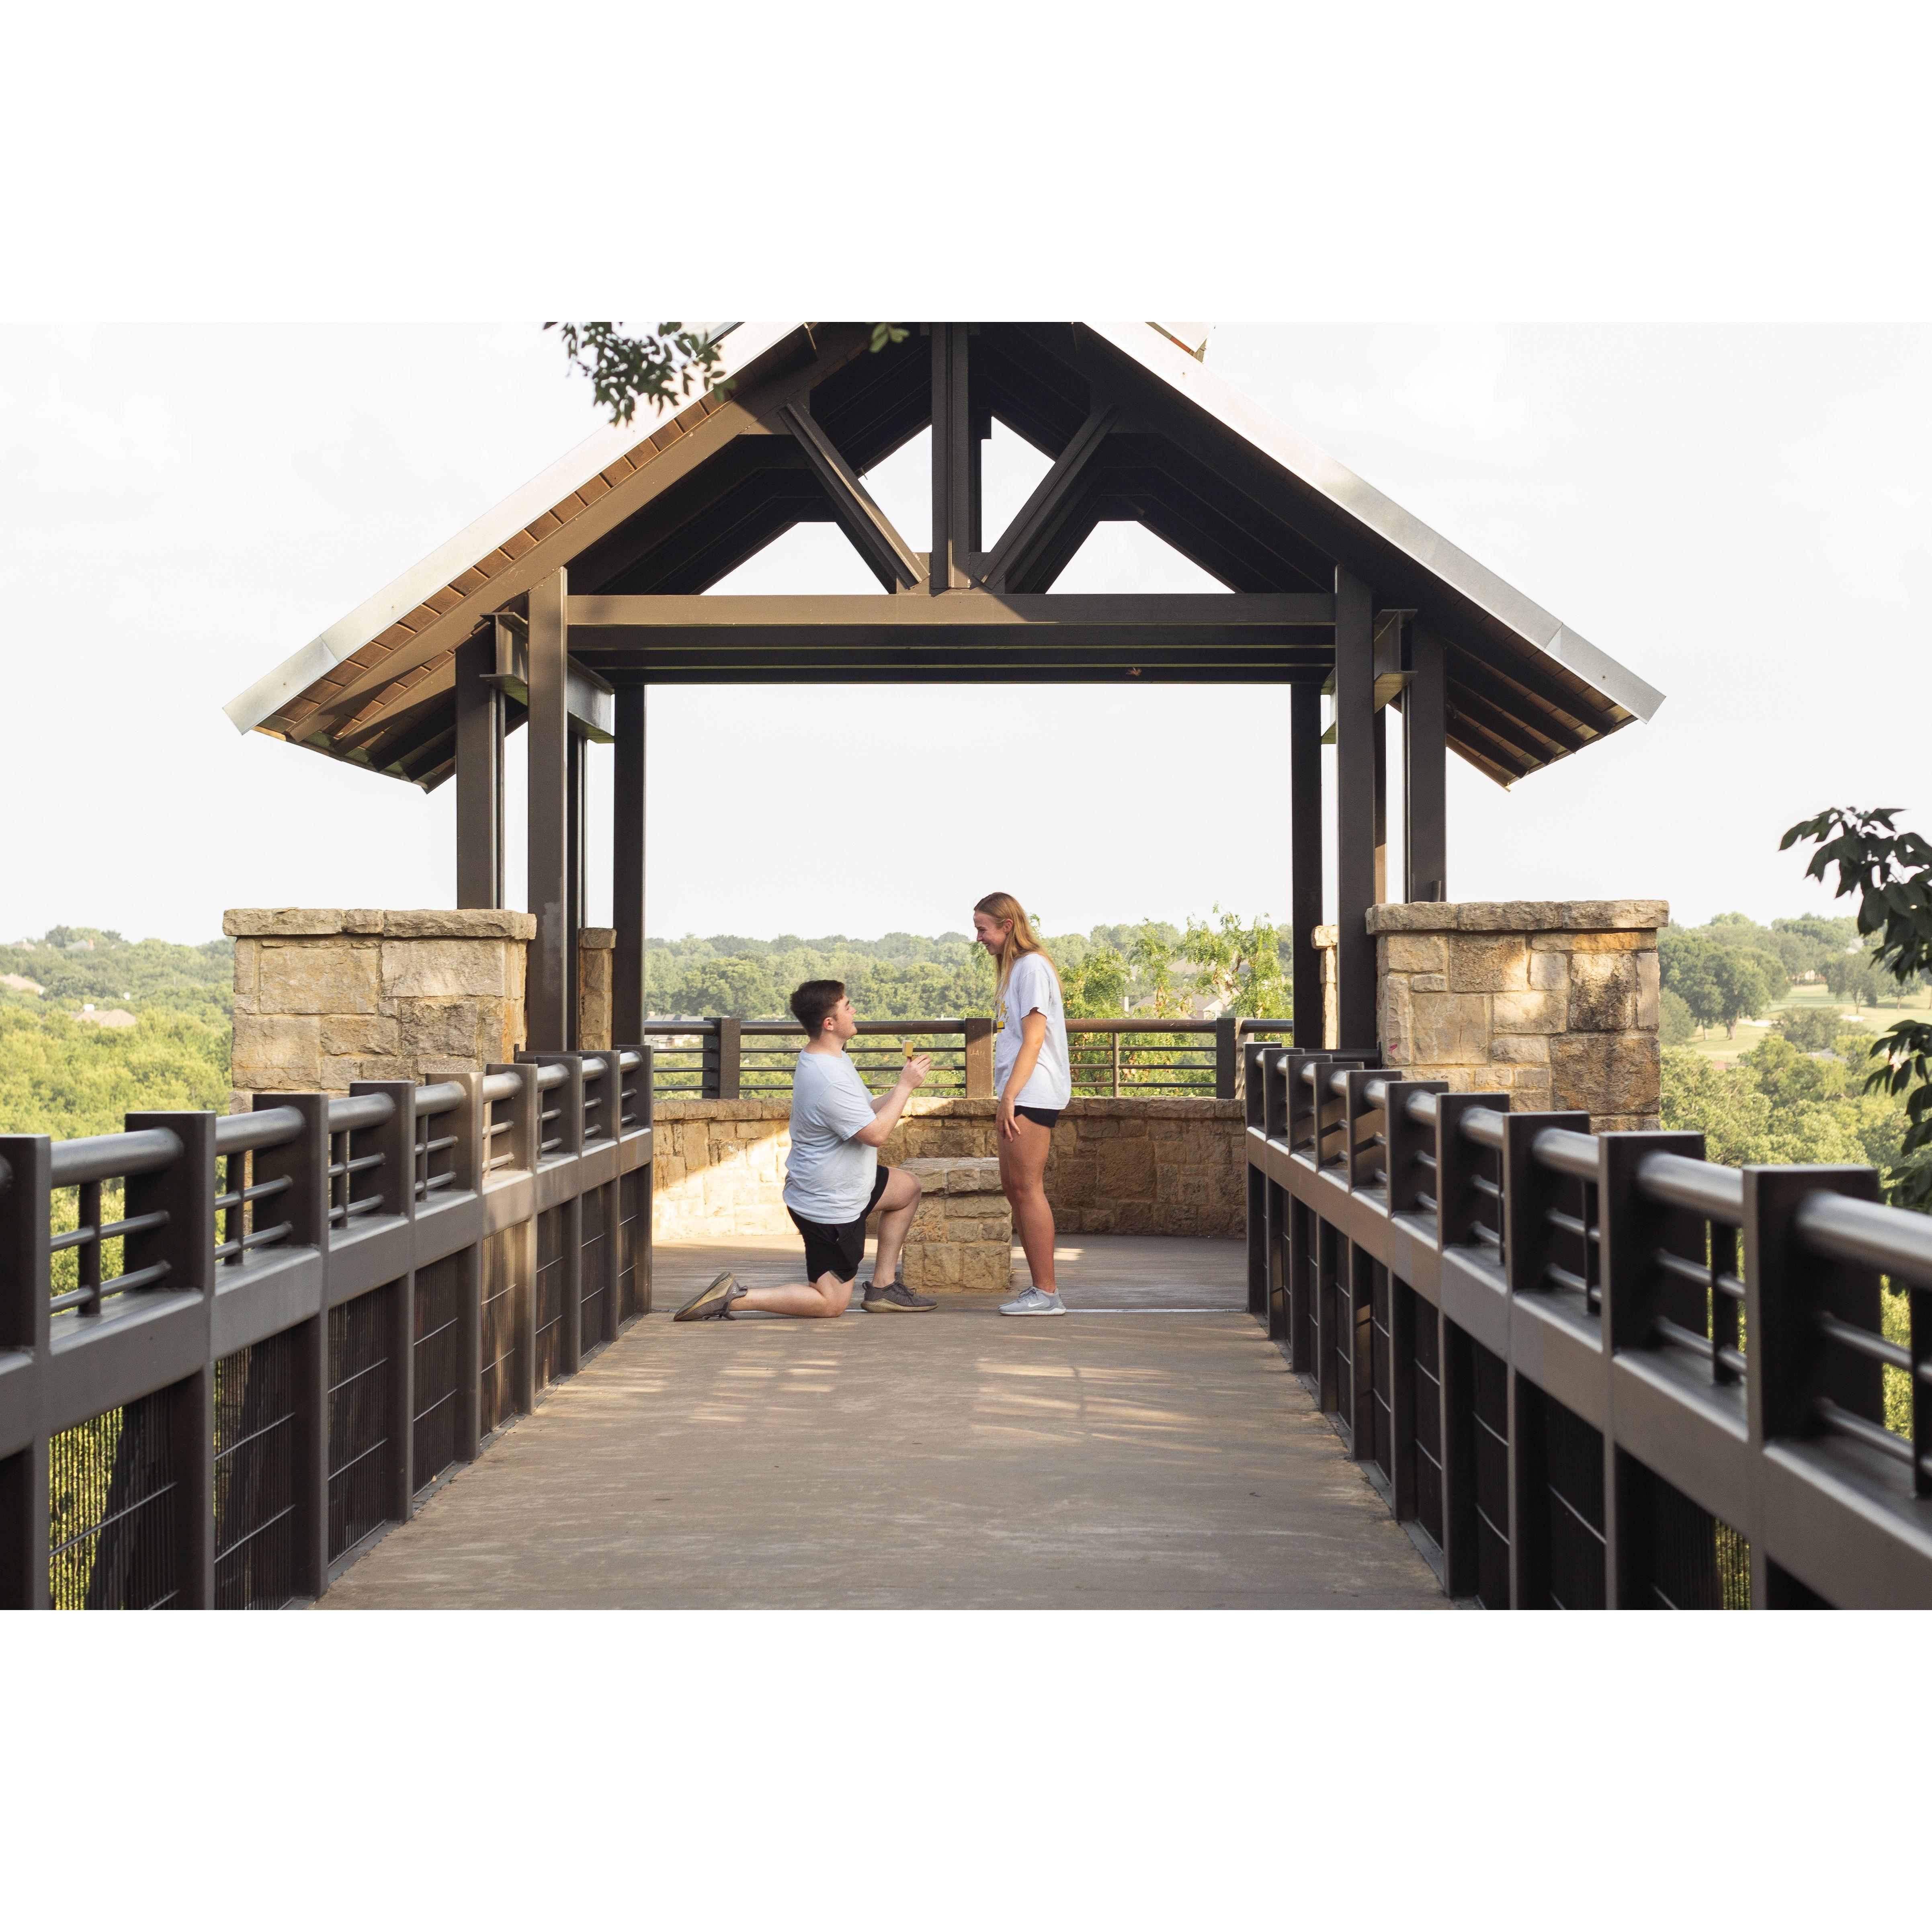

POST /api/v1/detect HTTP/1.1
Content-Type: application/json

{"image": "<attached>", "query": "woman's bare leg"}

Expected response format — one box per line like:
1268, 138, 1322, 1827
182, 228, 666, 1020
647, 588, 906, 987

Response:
997, 1116, 1056, 1295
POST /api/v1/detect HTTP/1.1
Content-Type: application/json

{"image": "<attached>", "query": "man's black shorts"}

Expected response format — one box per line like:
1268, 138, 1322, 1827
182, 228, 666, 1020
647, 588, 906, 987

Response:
787, 1164, 893, 1284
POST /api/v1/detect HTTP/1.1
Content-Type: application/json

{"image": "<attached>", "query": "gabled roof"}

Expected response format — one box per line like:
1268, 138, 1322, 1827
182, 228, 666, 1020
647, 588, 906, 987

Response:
227, 322, 1662, 791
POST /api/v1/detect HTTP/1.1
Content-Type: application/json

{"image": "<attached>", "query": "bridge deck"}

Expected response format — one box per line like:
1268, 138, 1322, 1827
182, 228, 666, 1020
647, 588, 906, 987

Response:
318, 1237, 1448, 1610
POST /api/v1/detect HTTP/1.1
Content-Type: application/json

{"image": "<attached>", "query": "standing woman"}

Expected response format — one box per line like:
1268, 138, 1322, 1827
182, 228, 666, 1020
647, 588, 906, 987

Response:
973, 891, 1073, 1315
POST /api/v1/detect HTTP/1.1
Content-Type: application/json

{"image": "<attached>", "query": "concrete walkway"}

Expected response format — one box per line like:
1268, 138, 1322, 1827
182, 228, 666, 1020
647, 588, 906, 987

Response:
319, 1237, 1448, 1610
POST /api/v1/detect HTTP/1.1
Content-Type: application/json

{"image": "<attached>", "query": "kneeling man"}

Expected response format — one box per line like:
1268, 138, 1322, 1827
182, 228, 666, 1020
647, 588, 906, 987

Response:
675, 979, 938, 1319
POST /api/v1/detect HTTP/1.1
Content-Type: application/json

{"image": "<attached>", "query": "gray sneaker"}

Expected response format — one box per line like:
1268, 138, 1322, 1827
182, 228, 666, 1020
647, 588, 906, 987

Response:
674, 1270, 742, 1321
999, 1287, 1066, 1316
863, 1274, 936, 1312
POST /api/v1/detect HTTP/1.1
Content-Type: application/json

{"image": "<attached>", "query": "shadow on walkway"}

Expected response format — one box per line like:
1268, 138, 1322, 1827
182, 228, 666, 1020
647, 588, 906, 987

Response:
318, 1236, 1447, 1610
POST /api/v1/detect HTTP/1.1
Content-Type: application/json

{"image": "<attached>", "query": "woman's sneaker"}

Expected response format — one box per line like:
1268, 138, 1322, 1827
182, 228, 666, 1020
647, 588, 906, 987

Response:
999, 1287, 1066, 1316
862, 1272, 936, 1312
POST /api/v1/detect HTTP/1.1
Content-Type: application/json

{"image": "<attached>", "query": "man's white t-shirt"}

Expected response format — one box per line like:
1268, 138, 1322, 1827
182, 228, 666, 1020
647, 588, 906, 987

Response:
994, 952, 1072, 1110
783, 1049, 879, 1223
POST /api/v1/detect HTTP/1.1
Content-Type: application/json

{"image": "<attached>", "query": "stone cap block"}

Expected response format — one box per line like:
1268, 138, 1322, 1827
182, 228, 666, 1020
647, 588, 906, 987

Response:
1313, 925, 1338, 949
903, 1156, 1005, 1194
1366, 899, 1668, 935
225, 907, 538, 939
577, 928, 615, 950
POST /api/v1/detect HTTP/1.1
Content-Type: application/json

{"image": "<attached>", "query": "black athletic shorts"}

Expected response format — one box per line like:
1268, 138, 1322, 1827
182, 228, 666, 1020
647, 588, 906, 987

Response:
1015, 1105, 1061, 1129
787, 1164, 893, 1285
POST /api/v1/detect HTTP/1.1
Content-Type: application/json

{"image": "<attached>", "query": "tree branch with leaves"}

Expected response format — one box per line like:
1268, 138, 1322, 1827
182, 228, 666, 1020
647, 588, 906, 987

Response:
1782, 806, 1932, 1209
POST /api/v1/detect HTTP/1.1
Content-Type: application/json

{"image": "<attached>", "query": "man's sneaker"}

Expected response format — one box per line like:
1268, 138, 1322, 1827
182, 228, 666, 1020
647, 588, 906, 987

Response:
863, 1274, 936, 1312
674, 1271, 741, 1321
999, 1287, 1066, 1316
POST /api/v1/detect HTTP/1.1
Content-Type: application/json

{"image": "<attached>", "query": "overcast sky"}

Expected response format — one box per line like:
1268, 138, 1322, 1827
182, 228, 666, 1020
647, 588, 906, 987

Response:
2, 317, 1924, 946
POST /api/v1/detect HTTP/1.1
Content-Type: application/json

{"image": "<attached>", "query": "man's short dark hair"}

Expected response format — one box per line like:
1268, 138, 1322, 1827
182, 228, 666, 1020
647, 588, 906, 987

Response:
790, 979, 846, 1038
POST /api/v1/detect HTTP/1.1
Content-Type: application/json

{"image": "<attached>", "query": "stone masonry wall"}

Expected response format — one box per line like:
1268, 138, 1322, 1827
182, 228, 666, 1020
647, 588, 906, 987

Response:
227, 908, 533, 1106
1370, 900, 1666, 1131
577, 928, 613, 1051
651, 1095, 1245, 1243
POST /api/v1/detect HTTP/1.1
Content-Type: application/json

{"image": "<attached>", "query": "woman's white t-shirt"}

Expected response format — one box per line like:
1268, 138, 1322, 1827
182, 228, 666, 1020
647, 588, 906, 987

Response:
994, 952, 1072, 1110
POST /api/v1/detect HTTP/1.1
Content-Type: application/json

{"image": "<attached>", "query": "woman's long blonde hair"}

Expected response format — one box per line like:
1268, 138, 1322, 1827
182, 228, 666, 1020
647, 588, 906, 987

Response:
975, 891, 1058, 995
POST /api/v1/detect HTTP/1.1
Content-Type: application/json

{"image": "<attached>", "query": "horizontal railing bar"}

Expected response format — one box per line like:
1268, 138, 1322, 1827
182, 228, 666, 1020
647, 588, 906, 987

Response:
326, 1153, 383, 1178
415, 1081, 464, 1116
1812, 1395, 1921, 1472
47, 1208, 169, 1254
328, 1093, 394, 1133
215, 1107, 304, 1155
1545, 1261, 1590, 1296
49, 1259, 172, 1310
480, 1071, 522, 1102
1652, 1313, 1748, 1379
1636, 1150, 1743, 1226
1533, 1127, 1598, 1180
1815, 1310, 1912, 1374
49, 1127, 182, 1188
1546, 1208, 1594, 1241
535, 1064, 567, 1090
1405, 1090, 1439, 1127
215, 1222, 295, 1262
418, 1134, 458, 1157
213, 1176, 293, 1214
1795, 1188, 1932, 1290
618, 1049, 641, 1069
1461, 1108, 1506, 1151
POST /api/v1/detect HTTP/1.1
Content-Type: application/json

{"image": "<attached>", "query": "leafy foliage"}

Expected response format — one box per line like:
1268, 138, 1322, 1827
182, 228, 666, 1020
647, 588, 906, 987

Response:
1658, 929, 1775, 1037
1180, 907, 1289, 1017
544, 322, 728, 426
1660, 1035, 1904, 1172
1782, 806, 1932, 1209
1657, 986, 1697, 1045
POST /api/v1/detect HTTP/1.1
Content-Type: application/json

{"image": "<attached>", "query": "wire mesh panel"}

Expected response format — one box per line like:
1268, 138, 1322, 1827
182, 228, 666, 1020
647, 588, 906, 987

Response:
1471, 1338, 1511, 1608
1541, 1393, 1606, 1610
533, 1207, 565, 1389
1409, 1289, 1444, 1552
328, 1288, 393, 1561
412, 1254, 463, 1495
213, 1332, 298, 1609
617, 1168, 648, 1321
49, 1387, 181, 1609
1634, 1463, 1751, 1609
479, 1226, 521, 1436
579, 1185, 608, 1354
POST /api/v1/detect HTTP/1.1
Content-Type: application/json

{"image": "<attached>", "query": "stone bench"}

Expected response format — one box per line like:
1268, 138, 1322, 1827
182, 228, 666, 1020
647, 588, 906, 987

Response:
898, 1158, 1012, 1295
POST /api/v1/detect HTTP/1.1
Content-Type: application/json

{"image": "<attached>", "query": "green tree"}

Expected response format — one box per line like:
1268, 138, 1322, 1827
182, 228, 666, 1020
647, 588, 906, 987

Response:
1778, 1006, 1850, 1052
1782, 805, 1932, 1209
1180, 907, 1289, 1017
1824, 944, 1883, 1009
681, 956, 778, 1019
1659, 930, 1769, 1036
1657, 986, 1697, 1045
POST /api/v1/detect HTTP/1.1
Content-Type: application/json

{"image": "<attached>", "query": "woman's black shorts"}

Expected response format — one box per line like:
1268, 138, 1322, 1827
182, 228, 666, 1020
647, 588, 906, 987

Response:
787, 1164, 893, 1284
1015, 1105, 1061, 1129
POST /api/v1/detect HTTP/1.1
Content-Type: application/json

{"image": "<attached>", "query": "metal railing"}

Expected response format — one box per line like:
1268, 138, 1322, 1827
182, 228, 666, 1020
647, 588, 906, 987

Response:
0, 1047, 656, 1610
1245, 1043, 1932, 1607
642, 1015, 1291, 1100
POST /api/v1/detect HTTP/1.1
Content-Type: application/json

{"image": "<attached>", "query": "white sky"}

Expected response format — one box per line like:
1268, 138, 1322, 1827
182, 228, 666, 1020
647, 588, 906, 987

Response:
3, 6, 1927, 948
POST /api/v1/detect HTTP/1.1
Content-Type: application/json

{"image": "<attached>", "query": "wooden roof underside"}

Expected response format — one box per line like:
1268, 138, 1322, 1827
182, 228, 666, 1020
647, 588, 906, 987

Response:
246, 323, 1649, 794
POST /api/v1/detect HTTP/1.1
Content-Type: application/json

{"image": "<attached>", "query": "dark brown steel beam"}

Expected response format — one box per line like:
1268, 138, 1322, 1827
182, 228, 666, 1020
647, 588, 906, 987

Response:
930, 324, 973, 590
567, 591, 1332, 632
1291, 681, 1324, 1048
612, 684, 646, 1044
455, 628, 503, 908
779, 402, 926, 591
983, 405, 1116, 591
1405, 623, 1447, 901
1334, 566, 1377, 1050
527, 568, 570, 1053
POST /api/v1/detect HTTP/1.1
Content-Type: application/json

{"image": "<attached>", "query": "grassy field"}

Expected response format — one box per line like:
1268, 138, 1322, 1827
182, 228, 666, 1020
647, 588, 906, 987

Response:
1683, 980, 1930, 1066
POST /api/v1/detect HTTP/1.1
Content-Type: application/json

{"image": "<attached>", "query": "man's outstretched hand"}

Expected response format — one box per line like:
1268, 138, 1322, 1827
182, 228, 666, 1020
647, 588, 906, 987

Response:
899, 1054, 934, 1090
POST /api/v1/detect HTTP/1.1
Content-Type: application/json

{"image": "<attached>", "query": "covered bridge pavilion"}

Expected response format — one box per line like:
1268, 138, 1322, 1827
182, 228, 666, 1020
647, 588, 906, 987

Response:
226, 322, 1662, 1059
217, 323, 1665, 1608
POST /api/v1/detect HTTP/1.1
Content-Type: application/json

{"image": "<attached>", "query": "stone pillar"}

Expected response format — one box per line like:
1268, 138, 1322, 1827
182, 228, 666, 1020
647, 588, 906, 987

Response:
899, 1157, 1013, 1295
226, 908, 534, 1106
1313, 925, 1340, 1048
1369, 900, 1666, 1130
576, 928, 614, 1051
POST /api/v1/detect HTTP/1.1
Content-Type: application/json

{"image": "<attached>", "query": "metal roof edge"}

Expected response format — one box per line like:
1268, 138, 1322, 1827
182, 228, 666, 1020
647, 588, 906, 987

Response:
1081, 321, 1666, 725
222, 321, 801, 734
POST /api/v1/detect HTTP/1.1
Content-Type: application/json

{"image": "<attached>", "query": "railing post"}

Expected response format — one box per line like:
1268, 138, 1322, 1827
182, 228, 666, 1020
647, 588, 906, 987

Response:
1741, 1162, 1883, 1606
445, 1071, 486, 1465
963, 1016, 994, 1098
0, 1133, 52, 1608
1502, 1110, 1591, 1295
1259, 1046, 1289, 1143
705, 1017, 741, 1100
125, 1109, 218, 1610
1215, 1015, 1241, 1102
1433, 1092, 1510, 1254
1343, 1067, 1392, 1191
488, 1062, 541, 1418
1244, 1042, 1268, 1319
252, 1092, 330, 1599
350, 1080, 418, 1523
1383, 1080, 1448, 1217
1596, 1128, 1706, 1608
521, 1052, 587, 1376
